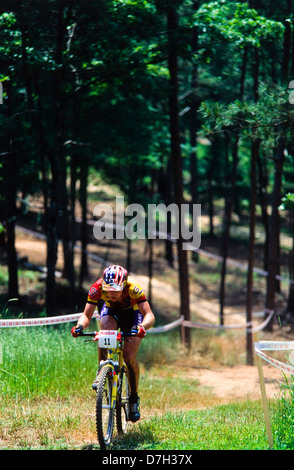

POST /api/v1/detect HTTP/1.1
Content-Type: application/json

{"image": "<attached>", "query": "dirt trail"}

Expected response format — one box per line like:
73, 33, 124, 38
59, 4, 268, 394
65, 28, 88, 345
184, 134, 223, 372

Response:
191, 364, 285, 402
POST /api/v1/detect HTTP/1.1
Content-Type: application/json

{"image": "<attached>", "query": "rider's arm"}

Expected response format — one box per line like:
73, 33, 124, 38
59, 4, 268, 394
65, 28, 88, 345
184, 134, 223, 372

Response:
77, 302, 97, 330
127, 280, 154, 331
77, 278, 102, 330
138, 301, 155, 331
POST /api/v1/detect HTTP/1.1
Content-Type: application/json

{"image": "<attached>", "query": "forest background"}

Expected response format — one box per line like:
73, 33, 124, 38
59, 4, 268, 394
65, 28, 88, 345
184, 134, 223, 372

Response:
1, 0, 294, 364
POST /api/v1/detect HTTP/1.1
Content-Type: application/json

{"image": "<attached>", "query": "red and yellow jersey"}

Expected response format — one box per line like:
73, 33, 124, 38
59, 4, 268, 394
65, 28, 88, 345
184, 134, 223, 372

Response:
87, 276, 146, 311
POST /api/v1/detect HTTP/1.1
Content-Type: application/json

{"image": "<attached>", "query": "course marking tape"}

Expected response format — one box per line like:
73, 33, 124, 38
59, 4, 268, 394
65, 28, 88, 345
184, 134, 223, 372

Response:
255, 340, 294, 351
0, 311, 273, 333
0, 313, 181, 332
182, 319, 252, 330
0, 312, 99, 328
249, 310, 275, 333
147, 316, 184, 333
0, 313, 258, 332
254, 341, 294, 376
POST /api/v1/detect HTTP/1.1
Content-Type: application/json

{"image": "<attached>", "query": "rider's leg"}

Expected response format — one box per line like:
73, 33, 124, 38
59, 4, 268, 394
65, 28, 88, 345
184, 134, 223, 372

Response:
123, 336, 141, 394
115, 307, 142, 396
123, 336, 142, 421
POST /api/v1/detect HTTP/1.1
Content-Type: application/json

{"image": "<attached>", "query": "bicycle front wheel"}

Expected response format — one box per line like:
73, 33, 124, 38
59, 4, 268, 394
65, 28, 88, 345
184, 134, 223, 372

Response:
95, 366, 115, 449
116, 366, 130, 435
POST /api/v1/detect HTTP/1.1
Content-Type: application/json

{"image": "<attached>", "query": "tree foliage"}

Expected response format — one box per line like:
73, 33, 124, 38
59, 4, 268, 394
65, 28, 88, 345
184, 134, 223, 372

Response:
0, 0, 294, 333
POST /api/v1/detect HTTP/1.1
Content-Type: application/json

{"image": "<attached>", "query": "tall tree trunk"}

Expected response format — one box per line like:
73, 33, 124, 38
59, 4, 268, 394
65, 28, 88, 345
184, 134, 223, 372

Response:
287, 213, 294, 319
167, 1, 191, 348
46, 204, 59, 315
3, 82, 19, 299
219, 134, 238, 324
46, 4, 67, 315
148, 238, 153, 308
239, 46, 248, 99
189, 1, 199, 208
264, 139, 285, 331
246, 137, 259, 365
189, 2, 200, 264
126, 238, 132, 274
281, 0, 292, 84
256, 153, 269, 272
246, 46, 260, 365
79, 163, 89, 286
68, 153, 77, 287
262, 3, 290, 328
165, 158, 174, 267
3, 153, 19, 300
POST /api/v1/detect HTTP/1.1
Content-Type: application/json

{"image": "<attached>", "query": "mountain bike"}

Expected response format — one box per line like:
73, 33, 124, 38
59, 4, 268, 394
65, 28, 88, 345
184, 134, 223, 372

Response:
79, 329, 137, 449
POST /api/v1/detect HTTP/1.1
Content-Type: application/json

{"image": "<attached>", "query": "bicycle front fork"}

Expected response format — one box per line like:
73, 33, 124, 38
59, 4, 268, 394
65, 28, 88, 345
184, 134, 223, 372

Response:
101, 360, 119, 409
111, 370, 119, 408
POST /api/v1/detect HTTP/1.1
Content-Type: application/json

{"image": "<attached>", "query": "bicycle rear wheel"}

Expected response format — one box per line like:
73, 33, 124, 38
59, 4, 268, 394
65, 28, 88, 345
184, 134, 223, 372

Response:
116, 366, 130, 435
95, 366, 115, 449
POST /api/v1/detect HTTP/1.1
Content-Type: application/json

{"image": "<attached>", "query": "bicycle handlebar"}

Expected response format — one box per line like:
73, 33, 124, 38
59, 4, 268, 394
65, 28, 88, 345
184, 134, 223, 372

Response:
77, 330, 139, 339
78, 331, 96, 337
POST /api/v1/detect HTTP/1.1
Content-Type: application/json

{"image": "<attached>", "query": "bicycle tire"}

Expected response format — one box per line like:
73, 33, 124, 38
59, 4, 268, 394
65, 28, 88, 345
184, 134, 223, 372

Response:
116, 366, 130, 435
95, 366, 115, 449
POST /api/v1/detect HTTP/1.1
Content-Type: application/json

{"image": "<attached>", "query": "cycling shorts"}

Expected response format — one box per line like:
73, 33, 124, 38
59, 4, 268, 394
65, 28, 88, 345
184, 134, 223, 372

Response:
100, 303, 143, 332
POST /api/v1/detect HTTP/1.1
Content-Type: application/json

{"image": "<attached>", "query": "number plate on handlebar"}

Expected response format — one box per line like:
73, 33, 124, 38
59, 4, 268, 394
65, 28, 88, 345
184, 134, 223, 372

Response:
98, 330, 118, 349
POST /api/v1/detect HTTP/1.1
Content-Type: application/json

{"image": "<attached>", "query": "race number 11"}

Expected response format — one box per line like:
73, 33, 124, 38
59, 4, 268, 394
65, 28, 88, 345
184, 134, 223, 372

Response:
98, 330, 118, 349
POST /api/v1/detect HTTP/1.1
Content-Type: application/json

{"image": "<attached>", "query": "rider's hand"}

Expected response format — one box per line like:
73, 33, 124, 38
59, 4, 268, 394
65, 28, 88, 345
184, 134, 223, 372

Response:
133, 325, 146, 338
71, 325, 83, 337
93, 331, 100, 342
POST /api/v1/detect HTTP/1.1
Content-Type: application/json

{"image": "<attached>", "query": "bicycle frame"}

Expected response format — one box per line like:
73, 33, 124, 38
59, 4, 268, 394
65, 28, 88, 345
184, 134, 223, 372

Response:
99, 335, 125, 410
77, 328, 138, 448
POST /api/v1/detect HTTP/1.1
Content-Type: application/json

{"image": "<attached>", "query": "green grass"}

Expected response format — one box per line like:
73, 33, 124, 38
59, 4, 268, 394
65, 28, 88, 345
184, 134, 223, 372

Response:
272, 375, 294, 450
0, 323, 184, 398
113, 402, 272, 450
0, 323, 99, 398
0, 324, 294, 449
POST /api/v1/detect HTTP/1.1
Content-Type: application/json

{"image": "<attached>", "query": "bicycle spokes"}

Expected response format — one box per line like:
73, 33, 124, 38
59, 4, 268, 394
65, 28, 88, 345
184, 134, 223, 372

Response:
96, 367, 115, 448
78, 330, 138, 448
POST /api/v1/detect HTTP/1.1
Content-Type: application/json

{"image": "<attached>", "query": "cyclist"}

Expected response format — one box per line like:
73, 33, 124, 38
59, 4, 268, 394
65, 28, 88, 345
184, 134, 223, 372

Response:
71, 264, 155, 422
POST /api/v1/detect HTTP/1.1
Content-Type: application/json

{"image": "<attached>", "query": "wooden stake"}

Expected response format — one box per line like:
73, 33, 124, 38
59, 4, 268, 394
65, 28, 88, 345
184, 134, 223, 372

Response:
256, 351, 274, 448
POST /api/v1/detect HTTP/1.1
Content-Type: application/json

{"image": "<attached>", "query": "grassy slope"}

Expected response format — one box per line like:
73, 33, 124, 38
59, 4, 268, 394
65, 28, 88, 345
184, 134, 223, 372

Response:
0, 325, 292, 450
